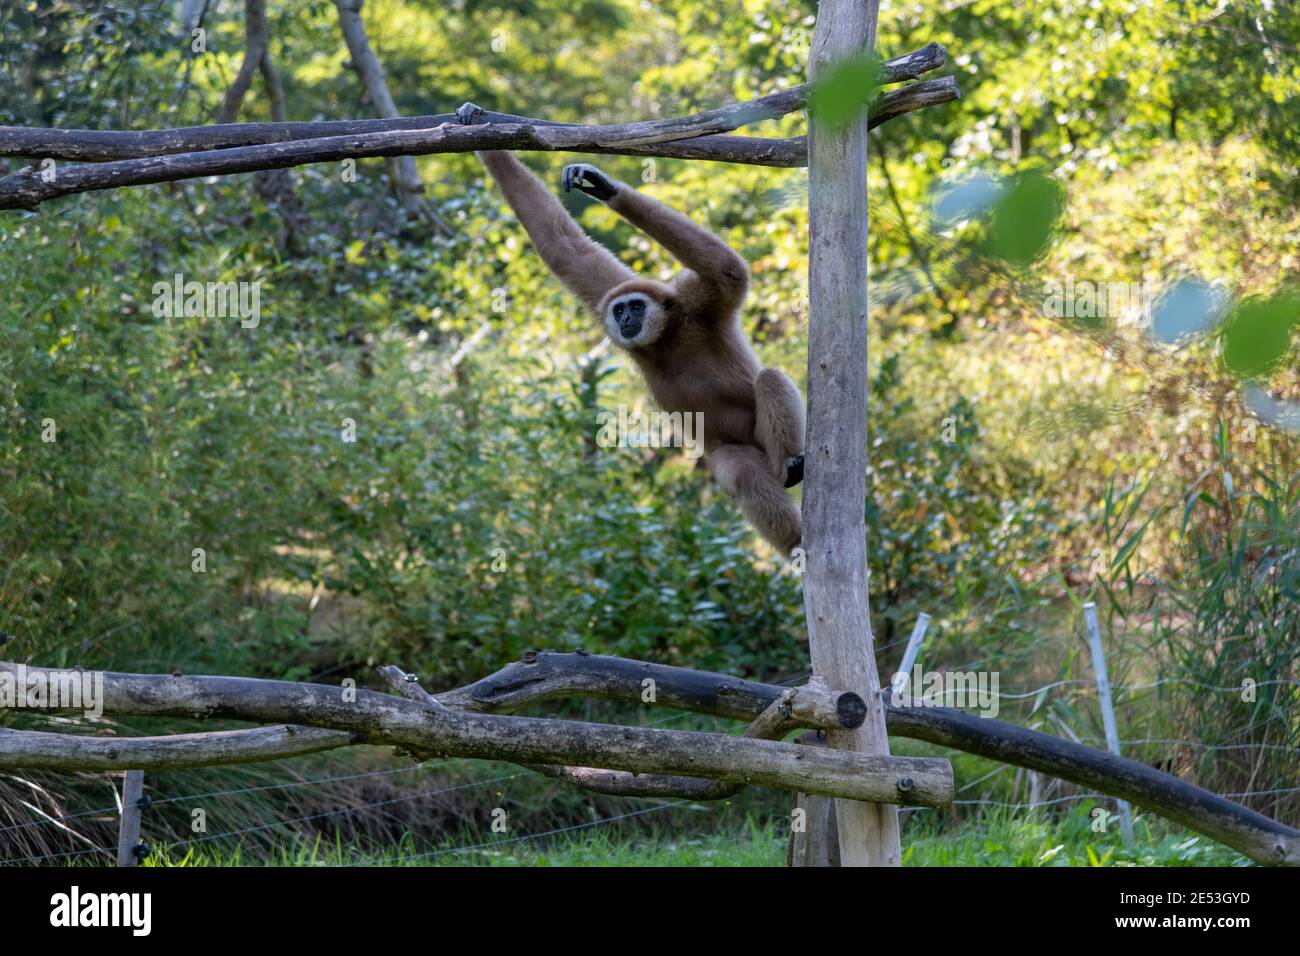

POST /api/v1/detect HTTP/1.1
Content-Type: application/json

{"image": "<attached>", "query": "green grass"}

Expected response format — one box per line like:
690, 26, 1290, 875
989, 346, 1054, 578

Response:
137, 805, 1249, 867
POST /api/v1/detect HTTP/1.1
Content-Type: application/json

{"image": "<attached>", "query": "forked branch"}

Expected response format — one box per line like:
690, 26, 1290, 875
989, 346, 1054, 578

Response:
0, 47, 960, 210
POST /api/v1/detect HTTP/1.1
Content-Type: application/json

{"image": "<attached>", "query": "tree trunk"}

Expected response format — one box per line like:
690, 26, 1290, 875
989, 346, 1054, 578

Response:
799, 0, 899, 867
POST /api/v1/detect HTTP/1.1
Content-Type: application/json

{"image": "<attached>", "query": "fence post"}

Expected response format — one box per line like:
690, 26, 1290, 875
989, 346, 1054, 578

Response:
1083, 601, 1133, 845
116, 770, 145, 867
891, 612, 931, 696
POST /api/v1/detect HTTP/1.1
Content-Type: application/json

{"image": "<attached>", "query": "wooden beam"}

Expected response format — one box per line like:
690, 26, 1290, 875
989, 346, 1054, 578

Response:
0, 724, 361, 770
0, 663, 953, 807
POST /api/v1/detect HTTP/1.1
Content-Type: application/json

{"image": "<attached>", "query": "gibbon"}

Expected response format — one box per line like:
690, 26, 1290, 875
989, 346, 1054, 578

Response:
473, 148, 806, 555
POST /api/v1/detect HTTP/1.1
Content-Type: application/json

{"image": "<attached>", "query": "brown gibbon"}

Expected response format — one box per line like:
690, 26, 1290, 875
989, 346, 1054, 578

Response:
472, 147, 806, 556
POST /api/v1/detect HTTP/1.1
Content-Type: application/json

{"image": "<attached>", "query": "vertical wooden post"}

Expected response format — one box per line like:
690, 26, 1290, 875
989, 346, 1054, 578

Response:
1084, 601, 1134, 844
891, 612, 931, 695
116, 770, 144, 867
788, 733, 841, 867
801, 0, 899, 867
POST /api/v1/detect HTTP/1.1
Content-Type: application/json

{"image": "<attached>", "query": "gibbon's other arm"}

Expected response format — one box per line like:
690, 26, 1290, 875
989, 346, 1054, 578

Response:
477, 151, 635, 315
563, 164, 749, 314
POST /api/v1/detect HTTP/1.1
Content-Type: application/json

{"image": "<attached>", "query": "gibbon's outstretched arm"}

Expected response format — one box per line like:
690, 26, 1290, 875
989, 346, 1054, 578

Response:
477, 151, 635, 315
563, 164, 749, 314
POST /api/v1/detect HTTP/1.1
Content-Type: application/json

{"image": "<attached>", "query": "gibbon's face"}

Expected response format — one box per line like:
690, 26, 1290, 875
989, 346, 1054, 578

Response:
604, 290, 669, 349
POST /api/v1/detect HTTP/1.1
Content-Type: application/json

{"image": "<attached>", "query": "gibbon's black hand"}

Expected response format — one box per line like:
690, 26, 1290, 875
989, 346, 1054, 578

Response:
562, 163, 618, 201
783, 454, 804, 488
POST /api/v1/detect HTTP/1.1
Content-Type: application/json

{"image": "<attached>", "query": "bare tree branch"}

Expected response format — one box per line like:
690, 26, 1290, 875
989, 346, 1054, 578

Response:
334, 0, 429, 221
0, 44, 952, 162
528, 680, 865, 800
0, 724, 358, 770
259, 47, 288, 124
215, 0, 271, 125
0, 76, 959, 210
446, 652, 1300, 866
0, 661, 953, 806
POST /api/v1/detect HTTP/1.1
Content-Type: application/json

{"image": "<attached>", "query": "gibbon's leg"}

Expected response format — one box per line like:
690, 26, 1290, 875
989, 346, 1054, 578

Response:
475, 151, 635, 315
710, 443, 802, 555
562, 163, 748, 312
753, 367, 806, 487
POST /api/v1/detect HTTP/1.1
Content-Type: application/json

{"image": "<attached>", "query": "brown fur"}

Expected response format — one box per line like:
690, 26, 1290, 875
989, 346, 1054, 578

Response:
477, 151, 805, 554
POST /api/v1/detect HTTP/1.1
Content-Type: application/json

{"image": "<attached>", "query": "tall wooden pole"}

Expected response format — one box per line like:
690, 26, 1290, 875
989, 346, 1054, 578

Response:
801, 0, 900, 867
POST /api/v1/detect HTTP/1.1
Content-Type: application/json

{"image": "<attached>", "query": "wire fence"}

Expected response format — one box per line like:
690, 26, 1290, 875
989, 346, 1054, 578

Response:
3, 728, 1295, 866
0, 708, 718, 865
2, 626, 1295, 866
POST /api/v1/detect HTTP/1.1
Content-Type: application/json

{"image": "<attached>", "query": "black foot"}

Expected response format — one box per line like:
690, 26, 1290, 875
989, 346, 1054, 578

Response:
783, 454, 804, 488
455, 102, 486, 125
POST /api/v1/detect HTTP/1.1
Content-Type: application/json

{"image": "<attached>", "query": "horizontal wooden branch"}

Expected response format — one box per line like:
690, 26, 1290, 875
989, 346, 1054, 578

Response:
378, 662, 722, 798
886, 697, 1300, 867
0, 724, 358, 770
528, 680, 865, 800
0, 75, 960, 209
0, 117, 808, 166
0, 662, 953, 807
0, 43, 948, 162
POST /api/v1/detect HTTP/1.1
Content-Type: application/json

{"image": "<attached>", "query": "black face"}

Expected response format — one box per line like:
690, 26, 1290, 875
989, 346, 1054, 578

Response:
612, 296, 646, 339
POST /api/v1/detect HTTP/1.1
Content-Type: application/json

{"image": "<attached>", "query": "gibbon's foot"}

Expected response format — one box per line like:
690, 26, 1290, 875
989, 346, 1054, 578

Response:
562, 163, 618, 201
455, 102, 486, 125
783, 454, 804, 488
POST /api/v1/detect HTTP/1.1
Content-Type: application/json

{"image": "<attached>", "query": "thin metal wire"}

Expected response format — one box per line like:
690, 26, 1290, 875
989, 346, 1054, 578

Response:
351, 799, 692, 866
150, 760, 466, 807
168, 773, 528, 850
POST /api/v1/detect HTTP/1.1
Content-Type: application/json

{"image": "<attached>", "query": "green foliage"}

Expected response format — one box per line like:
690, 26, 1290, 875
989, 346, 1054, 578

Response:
866, 355, 1060, 648
133, 803, 1249, 867
982, 169, 1065, 266
1220, 289, 1300, 380
316, 346, 806, 680
807, 52, 882, 131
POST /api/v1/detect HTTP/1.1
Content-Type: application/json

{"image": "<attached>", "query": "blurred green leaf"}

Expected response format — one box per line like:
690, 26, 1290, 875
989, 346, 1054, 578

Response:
808, 53, 883, 130
1220, 289, 1300, 379
983, 170, 1065, 265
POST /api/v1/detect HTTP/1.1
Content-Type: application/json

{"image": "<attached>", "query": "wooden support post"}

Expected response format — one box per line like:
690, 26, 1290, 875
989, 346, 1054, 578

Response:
788, 732, 841, 867
116, 770, 145, 867
801, 0, 898, 867
1084, 601, 1134, 844
891, 612, 932, 695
